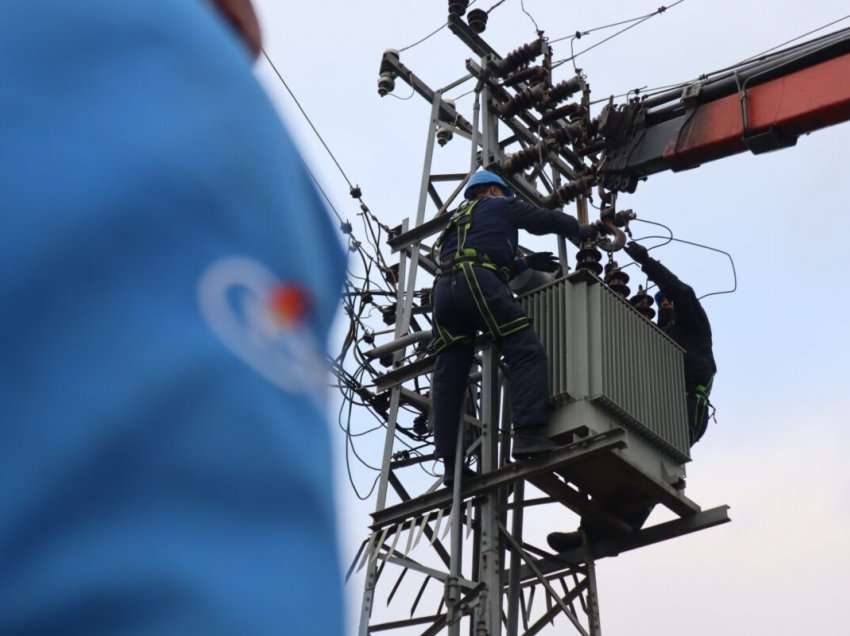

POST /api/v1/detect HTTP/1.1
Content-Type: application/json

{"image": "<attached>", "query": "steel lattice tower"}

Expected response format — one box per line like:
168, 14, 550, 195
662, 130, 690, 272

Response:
349, 10, 730, 635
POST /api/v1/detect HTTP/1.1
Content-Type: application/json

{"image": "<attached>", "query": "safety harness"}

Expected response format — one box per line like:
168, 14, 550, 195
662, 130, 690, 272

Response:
435, 200, 513, 282
431, 200, 531, 353
690, 376, 715, 442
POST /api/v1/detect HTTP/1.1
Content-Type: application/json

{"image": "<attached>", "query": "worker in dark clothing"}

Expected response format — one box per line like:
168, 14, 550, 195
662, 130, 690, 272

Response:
626, 241, 717, 445
547, 240, 717, 552
430, 170, 602, 481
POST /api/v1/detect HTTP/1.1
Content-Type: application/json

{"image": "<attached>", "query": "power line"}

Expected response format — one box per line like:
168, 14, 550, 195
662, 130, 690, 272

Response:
598, 13, 850, 110
550, 1, 686, 44
395, 0, 509, 54
398, 21, 449, 54
626, 220, 739, 301
396, 0, 480, 53
520, 0, 541, 33
262, 49, 355, 190
738, 13, 850, 63
551, 1, 687, 69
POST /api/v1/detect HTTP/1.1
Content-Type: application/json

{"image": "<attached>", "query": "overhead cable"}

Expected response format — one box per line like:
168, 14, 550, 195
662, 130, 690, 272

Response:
603, 15, 850, 109
262, 49, 355, 189
551, 1, 687, 69
627, 220, 738, 301
396, 0, 509, 53
550, 1, 686, 44
520, 0, 541, 33
738, 13, 850, 64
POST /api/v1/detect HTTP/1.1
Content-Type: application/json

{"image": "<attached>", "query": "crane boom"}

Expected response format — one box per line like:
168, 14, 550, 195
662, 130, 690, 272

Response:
598, 28, 850, 192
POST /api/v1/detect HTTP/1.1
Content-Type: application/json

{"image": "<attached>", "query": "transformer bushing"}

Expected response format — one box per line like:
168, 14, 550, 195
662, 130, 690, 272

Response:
630, 286, 656, 320
576, 246, 603, 276
604, 261, 630, 297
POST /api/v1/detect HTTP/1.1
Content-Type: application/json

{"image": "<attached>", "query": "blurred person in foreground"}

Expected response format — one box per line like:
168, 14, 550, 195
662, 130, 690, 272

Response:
0, 1, 345, 634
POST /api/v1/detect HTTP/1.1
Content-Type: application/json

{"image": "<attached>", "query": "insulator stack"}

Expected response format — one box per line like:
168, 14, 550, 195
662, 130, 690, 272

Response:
604, 261, 631, 297
495, 39, 544, 76
548, 121, 585, 145
448, 0, 469, 16
467, 8, 488, 33
549, 77, 583, 104
576, 247, 603, 276
436, 126, 453, 146
497, 84, 547, 117
537, 103, 586, 127
499, 145, 544, 174
630, 287, 656, 320
503, 65, 547, 87
541, 176, 594, 208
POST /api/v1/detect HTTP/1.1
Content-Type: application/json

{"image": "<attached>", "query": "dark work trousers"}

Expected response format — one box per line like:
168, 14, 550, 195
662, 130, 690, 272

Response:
431, 266, 550, 460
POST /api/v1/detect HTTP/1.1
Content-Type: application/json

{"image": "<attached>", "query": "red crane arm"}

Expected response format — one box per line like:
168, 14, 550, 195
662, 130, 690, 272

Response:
667, 51, 850, 168
597, 31, 850, 192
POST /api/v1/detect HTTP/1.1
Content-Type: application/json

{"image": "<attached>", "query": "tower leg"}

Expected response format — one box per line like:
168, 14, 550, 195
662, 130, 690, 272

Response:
584, 545, 603, 636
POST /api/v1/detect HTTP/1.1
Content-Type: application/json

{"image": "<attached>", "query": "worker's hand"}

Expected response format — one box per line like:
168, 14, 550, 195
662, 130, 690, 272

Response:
525, 252, 560, 273
210, 0, 262, 59
624, 241, 649, 264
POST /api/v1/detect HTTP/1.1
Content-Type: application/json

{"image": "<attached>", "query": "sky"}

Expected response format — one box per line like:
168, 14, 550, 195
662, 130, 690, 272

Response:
252, 1, 850, 634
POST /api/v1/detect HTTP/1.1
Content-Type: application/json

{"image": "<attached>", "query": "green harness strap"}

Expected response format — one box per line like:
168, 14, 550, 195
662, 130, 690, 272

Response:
692, 376, 715, 426
431, 200, 530, 352
434, 200, 512, 280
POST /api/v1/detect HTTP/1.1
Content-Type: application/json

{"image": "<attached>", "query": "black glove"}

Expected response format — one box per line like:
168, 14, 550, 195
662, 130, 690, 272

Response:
624, 241, 649, 264
525, 251, 560, 273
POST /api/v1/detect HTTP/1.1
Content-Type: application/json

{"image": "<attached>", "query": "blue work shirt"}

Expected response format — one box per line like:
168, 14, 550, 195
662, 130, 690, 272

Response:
438, 196, 583, 271
0, 2, 345, 634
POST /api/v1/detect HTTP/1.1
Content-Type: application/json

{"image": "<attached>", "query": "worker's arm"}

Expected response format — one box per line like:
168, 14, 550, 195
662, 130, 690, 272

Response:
505, 199, 596, 240
627, 244, 711, 338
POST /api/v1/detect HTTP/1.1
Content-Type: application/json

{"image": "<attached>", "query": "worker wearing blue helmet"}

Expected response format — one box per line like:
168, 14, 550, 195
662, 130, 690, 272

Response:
632, 242, 717, 446
430, 169, 603, 478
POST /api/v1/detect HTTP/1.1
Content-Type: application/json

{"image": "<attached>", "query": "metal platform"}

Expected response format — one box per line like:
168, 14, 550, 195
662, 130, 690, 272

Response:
355, 421, 729, 636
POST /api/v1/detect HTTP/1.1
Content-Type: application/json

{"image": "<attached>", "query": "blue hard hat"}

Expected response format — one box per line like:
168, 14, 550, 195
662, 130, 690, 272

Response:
464, 169, 513, 199
654, 290, 667, 305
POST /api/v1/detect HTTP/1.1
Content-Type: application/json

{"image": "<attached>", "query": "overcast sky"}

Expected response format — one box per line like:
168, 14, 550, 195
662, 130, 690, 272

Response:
252, 1, 850, 633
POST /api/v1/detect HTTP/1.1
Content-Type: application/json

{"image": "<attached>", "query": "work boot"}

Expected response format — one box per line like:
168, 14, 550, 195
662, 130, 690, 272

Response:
547, 531, 584, 553
511, 432, 560, 459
